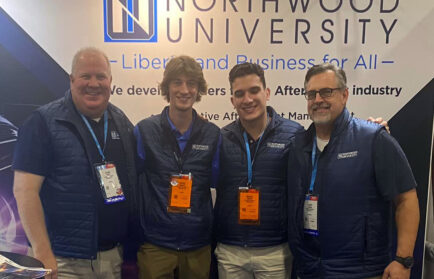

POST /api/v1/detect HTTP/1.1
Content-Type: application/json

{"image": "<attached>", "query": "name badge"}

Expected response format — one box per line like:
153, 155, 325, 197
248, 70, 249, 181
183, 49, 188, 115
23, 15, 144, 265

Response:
238, 187, 260, 225
95, 162, 125, 204
167, 173, 192, 214
304, 194, 319, 236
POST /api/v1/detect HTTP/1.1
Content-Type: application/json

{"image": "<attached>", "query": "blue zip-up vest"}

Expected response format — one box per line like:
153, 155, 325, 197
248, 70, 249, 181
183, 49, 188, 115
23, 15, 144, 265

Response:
136, 107, 220, 250
288, 108, 391, 279
215, 106, 303, 247
33, 92, 137, 259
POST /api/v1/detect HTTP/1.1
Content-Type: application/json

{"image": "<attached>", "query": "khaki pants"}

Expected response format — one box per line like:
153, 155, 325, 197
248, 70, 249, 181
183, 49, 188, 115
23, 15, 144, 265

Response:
29, 246, 122, 279
137, 242, 211, 279
56, 246, 122, 279
215, 242, 292, 279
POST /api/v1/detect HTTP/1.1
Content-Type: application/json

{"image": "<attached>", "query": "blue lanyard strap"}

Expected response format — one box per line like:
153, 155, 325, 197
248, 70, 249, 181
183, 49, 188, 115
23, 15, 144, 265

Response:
309, 138, 318, 193
80, 111, 108, 162
243, 131, 263, 187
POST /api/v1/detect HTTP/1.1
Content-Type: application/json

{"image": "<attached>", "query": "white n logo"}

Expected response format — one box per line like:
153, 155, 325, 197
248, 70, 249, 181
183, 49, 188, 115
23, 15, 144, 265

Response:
104, 0, 157, 42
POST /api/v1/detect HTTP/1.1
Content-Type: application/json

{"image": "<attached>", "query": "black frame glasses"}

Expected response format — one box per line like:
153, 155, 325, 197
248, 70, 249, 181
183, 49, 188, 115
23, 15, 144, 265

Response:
305, 88, 343, 100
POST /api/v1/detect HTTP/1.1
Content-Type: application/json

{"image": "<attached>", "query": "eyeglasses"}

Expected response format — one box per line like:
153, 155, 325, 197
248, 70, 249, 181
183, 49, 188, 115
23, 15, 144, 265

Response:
305, 88, 343, 100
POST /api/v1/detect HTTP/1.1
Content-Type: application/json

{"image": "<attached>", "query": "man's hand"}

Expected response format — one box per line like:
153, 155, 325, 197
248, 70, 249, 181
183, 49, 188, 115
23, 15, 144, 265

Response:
34, 250, 58, 279
382, 260, 411, 279
367, 116, 390, 133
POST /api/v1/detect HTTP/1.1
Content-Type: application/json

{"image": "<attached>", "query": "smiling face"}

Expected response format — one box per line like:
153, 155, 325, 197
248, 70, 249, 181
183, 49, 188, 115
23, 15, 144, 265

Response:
231, 73, 270, 125
306, 70, 348, 126
168, 74, 199, 113
70, 51, 112, 118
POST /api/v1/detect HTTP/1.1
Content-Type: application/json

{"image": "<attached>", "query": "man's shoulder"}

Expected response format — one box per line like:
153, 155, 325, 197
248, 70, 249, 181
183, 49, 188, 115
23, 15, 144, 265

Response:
271, 116, 305, 142
107, 102, 130, 120
289, 124, 314, 150
267, 105, 303, 128
352, 117, 381, 128
37, 96, 67, 115
350, 117, 384, 136
25, 97, 68, 126
276, 116, 304, 132
136, 114, 161, 129
196, 117, 220, 134
221, 120, 239, 136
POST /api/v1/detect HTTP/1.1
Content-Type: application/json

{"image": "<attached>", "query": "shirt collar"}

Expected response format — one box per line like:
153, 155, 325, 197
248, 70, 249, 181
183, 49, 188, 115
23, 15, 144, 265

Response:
166, 109, 195, 139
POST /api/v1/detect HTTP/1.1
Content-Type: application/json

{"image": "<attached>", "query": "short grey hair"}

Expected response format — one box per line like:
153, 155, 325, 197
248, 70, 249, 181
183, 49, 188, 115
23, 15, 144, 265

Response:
304, 63, 347, 90
71, 47, 111, 76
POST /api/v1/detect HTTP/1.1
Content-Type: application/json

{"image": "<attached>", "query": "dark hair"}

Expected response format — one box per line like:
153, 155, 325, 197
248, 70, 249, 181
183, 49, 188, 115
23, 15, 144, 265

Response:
160, 55, 207, 102
229, 63, 266, 89
304, 63, 347, 89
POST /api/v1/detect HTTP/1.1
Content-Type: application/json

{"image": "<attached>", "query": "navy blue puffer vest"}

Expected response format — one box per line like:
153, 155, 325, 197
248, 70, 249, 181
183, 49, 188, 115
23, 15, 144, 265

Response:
288, 108, 390, 279
215, 106, 303, 247
136, 107, 220, 250
36, 92, 136, 259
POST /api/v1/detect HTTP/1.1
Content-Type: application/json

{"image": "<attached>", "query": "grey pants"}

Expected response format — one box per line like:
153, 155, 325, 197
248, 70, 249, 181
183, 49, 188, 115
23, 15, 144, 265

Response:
215, 242, 292, 279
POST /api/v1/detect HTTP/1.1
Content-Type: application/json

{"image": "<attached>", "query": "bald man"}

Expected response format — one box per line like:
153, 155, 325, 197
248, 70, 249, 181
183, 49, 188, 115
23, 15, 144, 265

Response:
13, 47, 137, 279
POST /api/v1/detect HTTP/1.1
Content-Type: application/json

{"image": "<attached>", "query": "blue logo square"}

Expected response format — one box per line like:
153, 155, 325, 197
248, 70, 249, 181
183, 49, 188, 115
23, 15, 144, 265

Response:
104, 0, 157, 43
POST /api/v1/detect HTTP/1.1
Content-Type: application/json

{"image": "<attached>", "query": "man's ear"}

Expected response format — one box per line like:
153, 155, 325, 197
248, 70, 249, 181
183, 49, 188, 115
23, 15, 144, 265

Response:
343, 87, 349, 102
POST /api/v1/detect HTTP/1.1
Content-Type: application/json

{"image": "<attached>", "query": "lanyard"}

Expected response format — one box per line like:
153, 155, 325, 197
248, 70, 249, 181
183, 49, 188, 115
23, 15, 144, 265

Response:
173, 152, 183, 173
242, 115, 269, 187
80, 111, 108, 162
243, 131, 264, 187
308, 138, 319, 193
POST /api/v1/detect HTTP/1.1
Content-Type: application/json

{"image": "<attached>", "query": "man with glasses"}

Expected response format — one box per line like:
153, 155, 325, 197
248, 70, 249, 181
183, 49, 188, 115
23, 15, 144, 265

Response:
134, 55, 220, 279
287, 63, 419, 279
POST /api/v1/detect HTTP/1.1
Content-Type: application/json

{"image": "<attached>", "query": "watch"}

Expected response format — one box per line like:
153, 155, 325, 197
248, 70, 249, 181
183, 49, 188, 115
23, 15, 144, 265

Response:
395, 256, 414, 269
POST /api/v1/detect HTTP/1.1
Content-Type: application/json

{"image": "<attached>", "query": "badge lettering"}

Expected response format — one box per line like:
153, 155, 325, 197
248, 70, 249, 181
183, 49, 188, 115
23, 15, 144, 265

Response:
337, 151, 358, 159
267, 142, 285, 149
192, 144, 209, 151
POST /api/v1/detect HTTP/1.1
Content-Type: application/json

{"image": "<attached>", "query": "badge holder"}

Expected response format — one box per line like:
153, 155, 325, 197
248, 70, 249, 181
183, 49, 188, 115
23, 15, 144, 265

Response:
95, 162, 125, 204
167, 173, 193, 214
238, 187, 260, 225
304, 194, 319, 236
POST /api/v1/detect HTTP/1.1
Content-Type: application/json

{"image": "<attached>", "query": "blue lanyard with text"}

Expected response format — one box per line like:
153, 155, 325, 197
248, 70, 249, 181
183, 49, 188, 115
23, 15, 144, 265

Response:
309, 138, 319, 193
80, 111, 108, 162
243, 131, 263, 187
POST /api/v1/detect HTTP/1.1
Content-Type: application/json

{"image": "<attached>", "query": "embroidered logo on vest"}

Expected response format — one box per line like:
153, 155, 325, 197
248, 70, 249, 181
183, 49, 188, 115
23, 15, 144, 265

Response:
192, 144, 209, 151
267, 142, 285, 149
337, 151, 358, 159
111, 131, 120, 140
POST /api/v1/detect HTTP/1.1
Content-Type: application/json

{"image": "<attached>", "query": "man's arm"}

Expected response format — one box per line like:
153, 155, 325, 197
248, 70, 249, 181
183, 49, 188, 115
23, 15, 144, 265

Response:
395, 189, 419, 258
382, 188, 419, 279
13, 170, 58, 278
